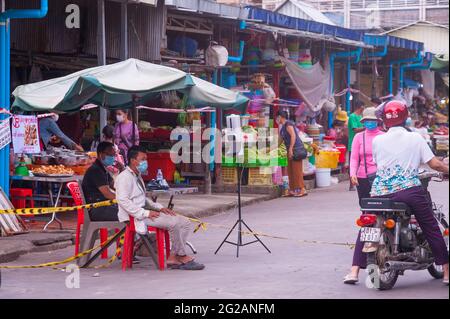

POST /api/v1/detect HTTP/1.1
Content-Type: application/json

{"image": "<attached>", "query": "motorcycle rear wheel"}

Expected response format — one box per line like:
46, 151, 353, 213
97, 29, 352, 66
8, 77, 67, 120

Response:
366, 232, 399, 291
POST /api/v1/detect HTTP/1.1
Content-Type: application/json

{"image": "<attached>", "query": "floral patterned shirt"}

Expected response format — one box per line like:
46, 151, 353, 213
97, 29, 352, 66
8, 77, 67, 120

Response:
370, 127, 434, 197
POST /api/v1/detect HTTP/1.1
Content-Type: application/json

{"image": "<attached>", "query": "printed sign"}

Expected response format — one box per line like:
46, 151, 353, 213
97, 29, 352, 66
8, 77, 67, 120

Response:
11, 115, 41, 154
0, 118, 11, 151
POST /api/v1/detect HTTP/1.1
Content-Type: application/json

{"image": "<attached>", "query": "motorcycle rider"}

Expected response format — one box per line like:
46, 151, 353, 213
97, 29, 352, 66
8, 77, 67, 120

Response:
345, 100, 449, 285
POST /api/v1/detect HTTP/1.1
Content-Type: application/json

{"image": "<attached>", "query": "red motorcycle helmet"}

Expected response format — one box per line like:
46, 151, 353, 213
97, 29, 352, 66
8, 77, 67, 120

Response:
382, 100, 409, 128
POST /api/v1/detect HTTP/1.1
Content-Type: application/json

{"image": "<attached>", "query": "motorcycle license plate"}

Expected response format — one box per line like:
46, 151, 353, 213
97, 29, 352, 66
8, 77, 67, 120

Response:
360, 227, 381, 243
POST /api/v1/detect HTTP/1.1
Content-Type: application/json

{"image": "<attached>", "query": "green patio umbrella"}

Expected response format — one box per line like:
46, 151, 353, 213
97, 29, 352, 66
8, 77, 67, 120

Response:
12, 58, 248, 113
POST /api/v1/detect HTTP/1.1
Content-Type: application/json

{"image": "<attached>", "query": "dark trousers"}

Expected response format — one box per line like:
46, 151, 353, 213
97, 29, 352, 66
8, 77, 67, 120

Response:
352, 178, 372, 268
89, 204, 119, 222
353, 186, 449, 268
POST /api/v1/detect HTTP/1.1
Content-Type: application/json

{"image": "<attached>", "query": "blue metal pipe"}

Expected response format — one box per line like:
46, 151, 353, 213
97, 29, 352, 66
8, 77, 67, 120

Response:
346, 59, 351, 113
388, 49, 422, 94
1, 21, 8, 195
328, 47, 362, 128
405, 52, 433, 70
364, 35, 388, 58
0, 0, 48, 196
209, 110, 216, 172
228, 40, 245, 63
0, 0, 48, 20
399, 51, 423, 90
228, 21, 246, 64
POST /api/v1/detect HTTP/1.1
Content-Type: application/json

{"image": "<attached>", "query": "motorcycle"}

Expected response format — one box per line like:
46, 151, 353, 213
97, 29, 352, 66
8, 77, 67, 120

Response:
358, 171, 449, 290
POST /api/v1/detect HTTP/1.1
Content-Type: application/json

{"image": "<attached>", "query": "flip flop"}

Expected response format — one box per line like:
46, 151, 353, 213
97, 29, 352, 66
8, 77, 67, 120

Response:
178, 260, 205, 270
282, 193, 294, 197
167, 263, 182, 269
293, 192, 308, 197
343, 274, 359, 285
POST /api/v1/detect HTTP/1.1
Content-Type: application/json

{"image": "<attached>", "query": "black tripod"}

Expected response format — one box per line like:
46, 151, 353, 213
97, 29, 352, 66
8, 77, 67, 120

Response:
215, 164, 271, 257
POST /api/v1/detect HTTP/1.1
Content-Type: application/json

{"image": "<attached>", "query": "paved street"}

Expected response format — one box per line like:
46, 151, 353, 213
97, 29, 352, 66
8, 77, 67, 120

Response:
0, 180, 448, 299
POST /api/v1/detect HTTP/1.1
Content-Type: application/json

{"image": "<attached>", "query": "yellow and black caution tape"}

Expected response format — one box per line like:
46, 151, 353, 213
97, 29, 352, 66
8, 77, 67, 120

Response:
0, 201, 354, 270
0, 200, 117, 216
90, 234, 125, 270
0, 231, 123, 270
185, 217, 355, 249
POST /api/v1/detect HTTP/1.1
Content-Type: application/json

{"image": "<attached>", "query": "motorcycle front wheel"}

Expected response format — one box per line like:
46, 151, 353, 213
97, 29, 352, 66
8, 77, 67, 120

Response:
366, 231, 399, 291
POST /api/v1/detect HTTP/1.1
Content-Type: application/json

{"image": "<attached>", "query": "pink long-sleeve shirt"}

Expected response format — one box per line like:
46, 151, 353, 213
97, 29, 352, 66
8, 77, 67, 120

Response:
350, 128, 384, 178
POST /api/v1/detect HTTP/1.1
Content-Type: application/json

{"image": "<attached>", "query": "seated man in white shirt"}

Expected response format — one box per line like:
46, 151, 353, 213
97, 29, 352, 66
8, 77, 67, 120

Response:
115, 146, 205, 270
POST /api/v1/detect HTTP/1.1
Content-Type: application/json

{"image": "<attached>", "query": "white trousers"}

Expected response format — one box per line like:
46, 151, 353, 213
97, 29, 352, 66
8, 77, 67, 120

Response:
143, 214, 192, 256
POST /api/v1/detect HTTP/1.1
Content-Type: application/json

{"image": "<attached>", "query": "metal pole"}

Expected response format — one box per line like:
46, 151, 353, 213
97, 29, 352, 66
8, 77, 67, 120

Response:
120, 1, 128, 60
0, 17, 6, 195
97, 0, 107, 131
4, 17, 10, 196
0, 1, 48, 196
346, 59, 351, 114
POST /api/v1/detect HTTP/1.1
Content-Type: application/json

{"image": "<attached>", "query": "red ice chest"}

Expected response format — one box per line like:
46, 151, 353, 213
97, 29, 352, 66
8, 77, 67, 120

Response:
143, 152, 176, 182
335, 144, 347, 164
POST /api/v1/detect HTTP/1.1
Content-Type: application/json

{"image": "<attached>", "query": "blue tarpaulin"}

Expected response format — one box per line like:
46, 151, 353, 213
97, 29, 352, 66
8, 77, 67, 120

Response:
388, 35, 424, 51
247, 7, 365, 43
364, 34, 423, 51
247, 7, 424, 51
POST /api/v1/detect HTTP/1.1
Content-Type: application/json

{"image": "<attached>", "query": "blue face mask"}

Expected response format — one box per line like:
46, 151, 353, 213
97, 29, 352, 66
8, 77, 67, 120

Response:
101, 155, 115, 167
405, 118, 412, 127
137, 160, 148, 174
363, 121, 378, 131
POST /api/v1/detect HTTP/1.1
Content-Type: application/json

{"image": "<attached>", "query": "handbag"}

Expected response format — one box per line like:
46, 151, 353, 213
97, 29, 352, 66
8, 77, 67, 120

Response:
362, 132, 377, 185
291, 125, 308, 161
292, 143, 308, 161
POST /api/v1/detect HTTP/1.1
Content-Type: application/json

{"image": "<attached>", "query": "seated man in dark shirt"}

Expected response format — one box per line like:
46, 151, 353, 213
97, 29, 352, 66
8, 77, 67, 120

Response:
82, 142, 119, 221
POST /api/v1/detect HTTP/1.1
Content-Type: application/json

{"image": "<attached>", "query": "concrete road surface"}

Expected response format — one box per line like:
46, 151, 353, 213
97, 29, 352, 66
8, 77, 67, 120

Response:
0, 181, 448, 299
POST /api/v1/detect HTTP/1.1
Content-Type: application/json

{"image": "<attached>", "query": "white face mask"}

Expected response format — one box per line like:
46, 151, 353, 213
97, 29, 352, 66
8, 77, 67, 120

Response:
116, 114, 125, 123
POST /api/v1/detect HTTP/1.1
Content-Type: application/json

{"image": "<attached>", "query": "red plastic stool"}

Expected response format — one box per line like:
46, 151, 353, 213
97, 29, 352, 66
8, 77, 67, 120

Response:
122, 216, 170, 271
10, 188, 35, 218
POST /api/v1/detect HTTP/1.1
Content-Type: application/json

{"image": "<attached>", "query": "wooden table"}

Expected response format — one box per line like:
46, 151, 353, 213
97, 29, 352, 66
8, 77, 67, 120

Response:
11, 175, 83, 230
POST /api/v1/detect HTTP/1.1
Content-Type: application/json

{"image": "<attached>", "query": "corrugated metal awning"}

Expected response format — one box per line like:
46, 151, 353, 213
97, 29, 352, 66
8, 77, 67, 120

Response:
165, 0, 249, 20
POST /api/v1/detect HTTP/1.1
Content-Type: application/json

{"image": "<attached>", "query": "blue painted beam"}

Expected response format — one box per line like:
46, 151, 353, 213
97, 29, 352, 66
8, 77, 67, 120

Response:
0, 0, 49, 196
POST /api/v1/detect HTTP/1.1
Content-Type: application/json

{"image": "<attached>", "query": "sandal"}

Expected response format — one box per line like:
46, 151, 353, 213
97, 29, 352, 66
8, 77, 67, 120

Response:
293, 191, 308, 197
178, 260, 205, 270
443, 278, 449, 286
167, 263, 182, 269
343, 274, 359, 285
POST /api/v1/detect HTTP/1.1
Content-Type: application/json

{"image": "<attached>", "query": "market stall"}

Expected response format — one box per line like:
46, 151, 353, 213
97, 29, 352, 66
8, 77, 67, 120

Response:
7, 58, 249, 228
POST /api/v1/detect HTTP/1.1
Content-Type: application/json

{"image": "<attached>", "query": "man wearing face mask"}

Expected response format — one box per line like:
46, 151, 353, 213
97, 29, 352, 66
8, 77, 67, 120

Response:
81, 142, 119, 221
39, 113, 84, 151
115, 146, 205, 270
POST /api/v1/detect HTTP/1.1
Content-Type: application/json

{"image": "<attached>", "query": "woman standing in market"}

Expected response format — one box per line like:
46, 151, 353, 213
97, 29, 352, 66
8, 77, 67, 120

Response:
343, 107, 384, 284
114, 109, 140, 163
277, 110, 308, 198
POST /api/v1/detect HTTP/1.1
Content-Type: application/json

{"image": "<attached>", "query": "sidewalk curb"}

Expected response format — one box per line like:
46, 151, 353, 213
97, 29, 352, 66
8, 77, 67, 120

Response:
184, 193, 279, 219
0, 233, 75, 264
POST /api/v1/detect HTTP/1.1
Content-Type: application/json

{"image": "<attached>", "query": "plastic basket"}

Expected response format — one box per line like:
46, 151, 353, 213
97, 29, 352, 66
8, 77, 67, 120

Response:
315, 150, 340, 169
222, 167, 238, 185
248, 167, 272, 186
